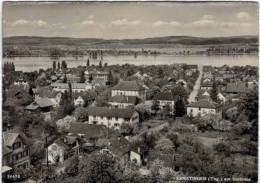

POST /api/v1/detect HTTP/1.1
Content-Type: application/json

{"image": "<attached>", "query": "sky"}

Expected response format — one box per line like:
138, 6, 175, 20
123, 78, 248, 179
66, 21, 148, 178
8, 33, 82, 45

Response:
3, 1, 259, 39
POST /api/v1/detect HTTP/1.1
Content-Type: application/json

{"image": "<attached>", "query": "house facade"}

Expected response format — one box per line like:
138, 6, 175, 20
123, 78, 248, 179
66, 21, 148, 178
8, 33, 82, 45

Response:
2, 132, 31, 170
74, 96, 85, 107
85, 70, 109, 82
111, 80, 146, 101
88, 107, 139, 129
109, 95, 138, 108
51, 83, 93, 93
154, 92, 175, 112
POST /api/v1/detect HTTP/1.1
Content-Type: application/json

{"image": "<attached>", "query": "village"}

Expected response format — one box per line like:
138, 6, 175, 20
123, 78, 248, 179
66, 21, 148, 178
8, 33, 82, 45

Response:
2, 58, 258, 183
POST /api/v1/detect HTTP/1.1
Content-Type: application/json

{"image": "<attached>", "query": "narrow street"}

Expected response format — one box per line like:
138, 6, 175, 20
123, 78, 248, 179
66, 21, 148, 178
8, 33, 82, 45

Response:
188, 65, 203, 104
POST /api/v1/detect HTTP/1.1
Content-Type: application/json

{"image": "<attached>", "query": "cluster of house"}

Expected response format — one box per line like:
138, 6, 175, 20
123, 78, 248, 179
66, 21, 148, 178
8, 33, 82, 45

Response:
187, 65, 258, 118
47, 122, 141, 167
9, 63, 257, 177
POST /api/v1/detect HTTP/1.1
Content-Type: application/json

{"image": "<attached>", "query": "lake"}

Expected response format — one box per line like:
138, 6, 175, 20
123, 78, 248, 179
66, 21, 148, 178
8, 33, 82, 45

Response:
3, 55, 258, 72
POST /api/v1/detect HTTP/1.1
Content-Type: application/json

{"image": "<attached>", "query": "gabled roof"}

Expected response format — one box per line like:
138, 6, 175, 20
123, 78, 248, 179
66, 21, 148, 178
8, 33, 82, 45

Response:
88, 106, 136, 119
109, 95, 138, 104
3, 146, 12, 155
3, 132, 19, 147
112, 80, 145, 91
154, 91, 174, 101
68, 123, 107, 139
226, 82, 248, 93
188, 99, 219, 109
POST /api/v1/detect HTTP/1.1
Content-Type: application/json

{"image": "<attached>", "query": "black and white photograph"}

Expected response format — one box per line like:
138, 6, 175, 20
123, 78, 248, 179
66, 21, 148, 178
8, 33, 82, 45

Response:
1, 1, 259, 183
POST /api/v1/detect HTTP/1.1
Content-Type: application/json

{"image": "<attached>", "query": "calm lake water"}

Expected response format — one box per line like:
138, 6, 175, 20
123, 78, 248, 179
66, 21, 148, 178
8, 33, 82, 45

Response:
3, 55, 258, 72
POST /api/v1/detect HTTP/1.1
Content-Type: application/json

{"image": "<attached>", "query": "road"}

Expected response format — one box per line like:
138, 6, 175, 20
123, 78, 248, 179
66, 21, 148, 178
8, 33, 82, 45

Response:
188, 65, 203, 104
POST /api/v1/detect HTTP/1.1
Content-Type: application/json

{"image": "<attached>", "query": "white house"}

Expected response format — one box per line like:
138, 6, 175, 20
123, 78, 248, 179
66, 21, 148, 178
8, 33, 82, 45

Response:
85, 70, 109, 81
74, 96, 85, 107
109, 95, 139, 108
88, 107, 139, 129
111, 80, 146, 101
187, 99, 222, 118
51, 83, 93, 93
14, 79, 29, 90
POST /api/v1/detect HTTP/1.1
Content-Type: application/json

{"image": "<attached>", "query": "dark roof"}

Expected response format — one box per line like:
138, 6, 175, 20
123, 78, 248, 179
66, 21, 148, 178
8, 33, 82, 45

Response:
88, 107, 136, 118
226, 82, 248, 93
68, 123, 107, 139
188, 99, 219, 109
109, 95, 138, 104
154, 92, 174, 101
112, 80, 145, 91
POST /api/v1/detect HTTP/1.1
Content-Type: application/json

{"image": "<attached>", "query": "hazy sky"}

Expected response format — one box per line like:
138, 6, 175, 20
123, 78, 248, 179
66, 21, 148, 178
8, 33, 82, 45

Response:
3, 1, 259, 39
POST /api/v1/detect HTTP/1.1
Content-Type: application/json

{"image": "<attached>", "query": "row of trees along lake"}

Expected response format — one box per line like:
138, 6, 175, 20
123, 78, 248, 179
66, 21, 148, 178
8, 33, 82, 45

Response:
3, 45, 258, 58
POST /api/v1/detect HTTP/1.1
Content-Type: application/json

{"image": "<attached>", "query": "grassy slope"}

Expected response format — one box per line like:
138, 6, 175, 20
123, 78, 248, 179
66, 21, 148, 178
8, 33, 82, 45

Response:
3, 35, 258, 48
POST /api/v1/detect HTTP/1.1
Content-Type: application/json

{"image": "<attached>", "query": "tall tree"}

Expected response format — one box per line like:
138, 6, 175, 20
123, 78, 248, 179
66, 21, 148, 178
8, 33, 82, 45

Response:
68, 82, 72, 101
89, 74, 93, 83
79, 152, 123, 183
79, 71, 86, 83
57, 62, 61, 71
61, 60, 67, 70
87, 59, 90, 67
210, 77, 218, 102
63, 74, 67, 83
107, 70, 113, 85
53, 61, 56, 71
99, 60, 102, 68
174, 99, 186, 117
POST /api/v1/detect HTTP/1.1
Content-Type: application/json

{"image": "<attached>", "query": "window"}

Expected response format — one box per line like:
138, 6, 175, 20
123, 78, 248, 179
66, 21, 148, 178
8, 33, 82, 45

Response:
13, 142, 22, 150
101, 116, 103, 120
115, 117, 118, 121
199, 107, 201, 111
114, 123, 119, 127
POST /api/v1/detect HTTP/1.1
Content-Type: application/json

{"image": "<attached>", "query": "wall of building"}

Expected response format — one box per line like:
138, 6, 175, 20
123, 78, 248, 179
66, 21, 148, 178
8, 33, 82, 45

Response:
88, 112, 138, 129
187, 107, 216, 117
